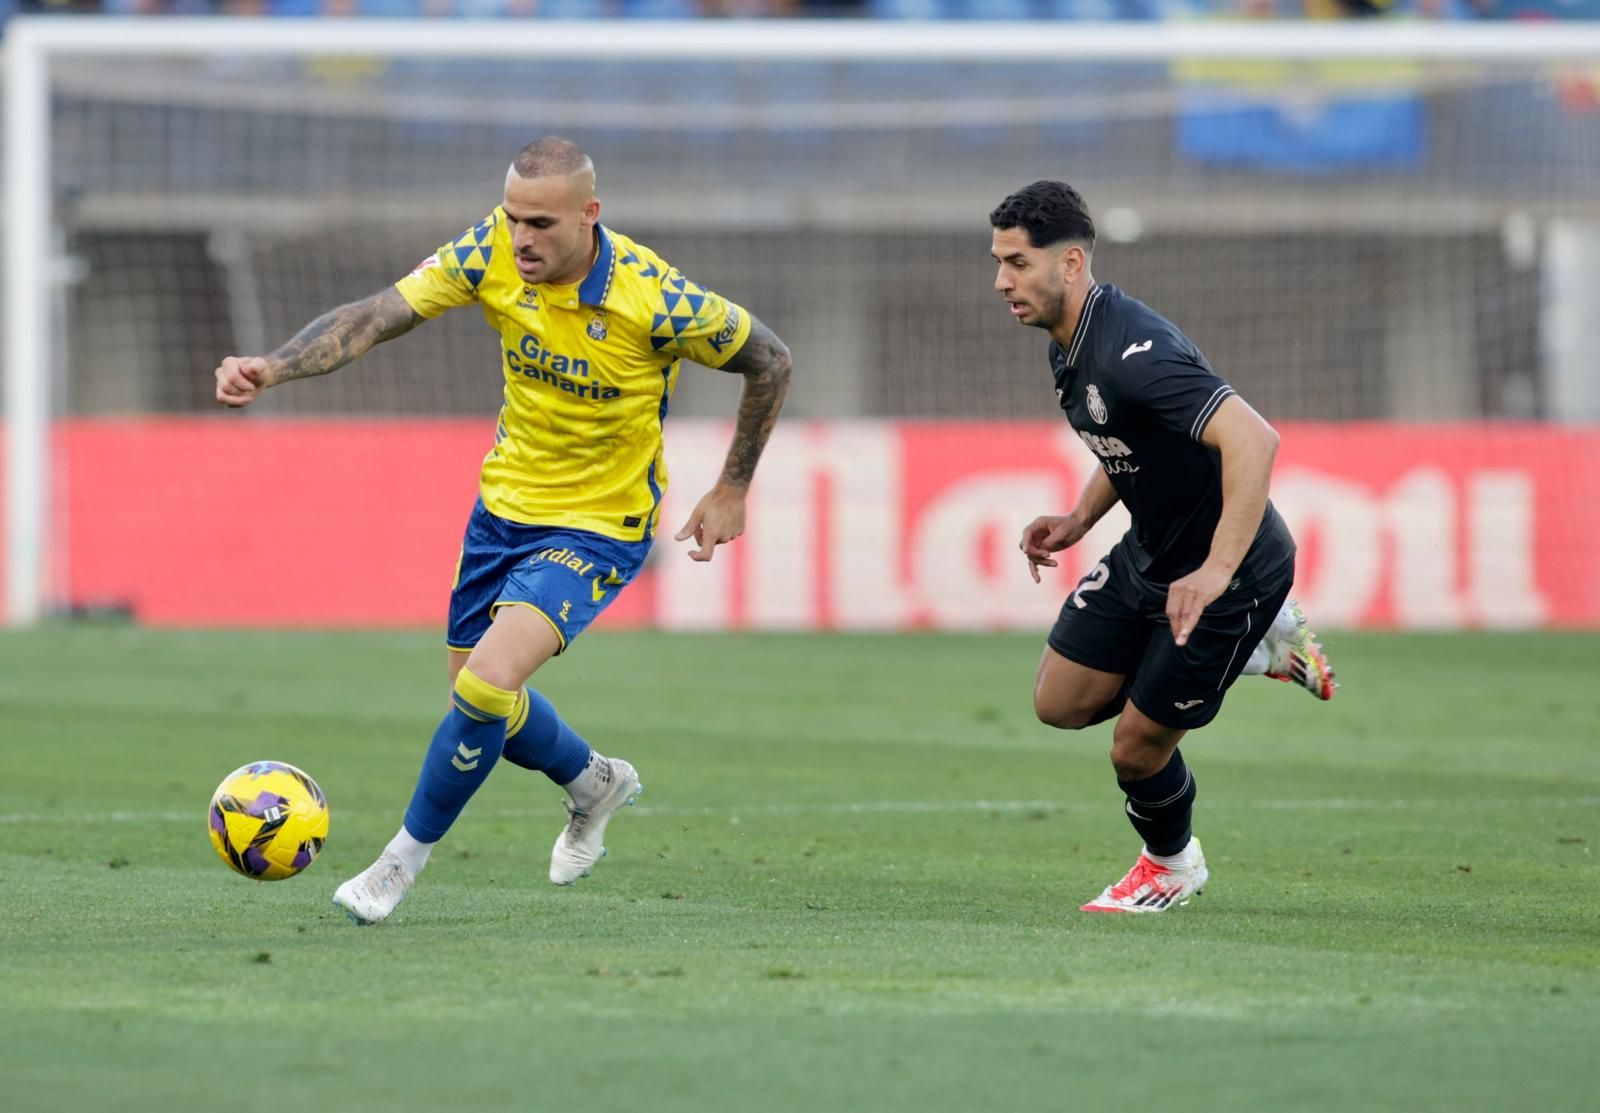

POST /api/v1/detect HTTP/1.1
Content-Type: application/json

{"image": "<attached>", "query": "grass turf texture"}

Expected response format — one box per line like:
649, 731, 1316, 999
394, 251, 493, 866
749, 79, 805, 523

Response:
3, 628, 1597, 1112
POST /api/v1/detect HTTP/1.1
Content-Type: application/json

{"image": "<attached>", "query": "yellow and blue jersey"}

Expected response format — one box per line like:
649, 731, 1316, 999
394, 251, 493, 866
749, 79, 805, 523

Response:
396, 211, 753, 542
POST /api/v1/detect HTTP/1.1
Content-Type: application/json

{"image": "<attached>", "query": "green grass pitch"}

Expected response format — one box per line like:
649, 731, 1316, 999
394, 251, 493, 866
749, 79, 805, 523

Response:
3, 627, 1598, 1112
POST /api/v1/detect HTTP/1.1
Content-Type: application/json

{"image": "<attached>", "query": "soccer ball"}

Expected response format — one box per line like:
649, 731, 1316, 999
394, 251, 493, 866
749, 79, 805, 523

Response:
207, 761, 330, 881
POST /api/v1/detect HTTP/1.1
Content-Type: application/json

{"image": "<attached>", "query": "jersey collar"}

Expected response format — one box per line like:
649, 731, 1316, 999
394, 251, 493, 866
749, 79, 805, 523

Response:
1062, 283, 1103, 369
577, 224, 617, 308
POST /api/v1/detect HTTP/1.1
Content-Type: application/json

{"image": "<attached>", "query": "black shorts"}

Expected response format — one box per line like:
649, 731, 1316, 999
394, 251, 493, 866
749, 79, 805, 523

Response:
1046, 540, 1294, 730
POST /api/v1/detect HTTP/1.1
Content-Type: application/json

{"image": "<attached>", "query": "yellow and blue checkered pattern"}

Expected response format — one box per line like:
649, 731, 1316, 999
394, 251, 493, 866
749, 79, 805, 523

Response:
444, 215, 497, 291
649, 269, 719, 353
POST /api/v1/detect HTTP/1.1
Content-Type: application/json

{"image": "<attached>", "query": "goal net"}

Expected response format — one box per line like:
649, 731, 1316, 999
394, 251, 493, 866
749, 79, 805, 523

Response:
7, 19, 1600, 631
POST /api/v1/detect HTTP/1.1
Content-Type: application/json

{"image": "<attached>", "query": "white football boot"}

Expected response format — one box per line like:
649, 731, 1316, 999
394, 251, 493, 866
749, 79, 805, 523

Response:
1265, 599, 1337, 701
332, 852, 415, 925
1080, 838, 1209, 913
549, 757, 642, 886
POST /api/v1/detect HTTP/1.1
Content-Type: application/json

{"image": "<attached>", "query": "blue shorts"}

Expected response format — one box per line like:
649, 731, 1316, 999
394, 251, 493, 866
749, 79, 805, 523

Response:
446, 500, 651, 654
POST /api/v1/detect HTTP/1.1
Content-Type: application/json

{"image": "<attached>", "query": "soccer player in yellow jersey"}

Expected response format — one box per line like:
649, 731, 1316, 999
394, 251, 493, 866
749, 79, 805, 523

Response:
214, 137, 792, 924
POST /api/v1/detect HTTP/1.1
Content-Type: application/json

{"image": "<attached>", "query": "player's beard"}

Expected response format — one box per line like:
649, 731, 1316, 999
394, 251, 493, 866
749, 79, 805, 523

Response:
1030, 284, 1067, 331
552, 230, 594, 285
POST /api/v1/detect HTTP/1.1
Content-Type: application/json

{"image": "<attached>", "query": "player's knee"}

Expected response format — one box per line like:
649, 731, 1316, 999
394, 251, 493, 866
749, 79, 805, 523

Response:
1108, 743, 1160, 780
460, 652, 521, 694
1108, 725, 1170, 780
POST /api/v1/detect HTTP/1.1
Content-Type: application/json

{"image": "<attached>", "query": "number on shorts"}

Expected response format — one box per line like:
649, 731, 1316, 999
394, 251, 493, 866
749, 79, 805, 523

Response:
1070, 561, 1111, 610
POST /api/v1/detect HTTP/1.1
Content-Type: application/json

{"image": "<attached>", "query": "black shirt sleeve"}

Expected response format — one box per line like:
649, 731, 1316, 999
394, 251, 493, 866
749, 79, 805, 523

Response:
1121, 349, 1237, 442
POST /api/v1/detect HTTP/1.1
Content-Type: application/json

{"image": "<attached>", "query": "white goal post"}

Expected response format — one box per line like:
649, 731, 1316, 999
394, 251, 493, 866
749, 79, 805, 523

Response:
7, 16, 1600, 627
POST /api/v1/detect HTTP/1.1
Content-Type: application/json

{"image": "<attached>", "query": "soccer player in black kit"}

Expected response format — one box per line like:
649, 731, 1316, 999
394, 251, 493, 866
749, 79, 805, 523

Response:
991, 180, 1336, 913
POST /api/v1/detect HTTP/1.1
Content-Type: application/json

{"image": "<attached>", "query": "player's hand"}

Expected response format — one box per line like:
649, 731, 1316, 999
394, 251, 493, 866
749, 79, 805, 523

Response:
1019, 514, 1086, 584
214, 356, 278, 408
1166, 563, 1233, 647
675, 483, 747, 562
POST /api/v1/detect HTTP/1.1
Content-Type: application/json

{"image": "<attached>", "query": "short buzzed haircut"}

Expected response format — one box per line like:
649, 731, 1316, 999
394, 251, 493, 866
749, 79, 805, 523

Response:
513, 136, 591, 180
989, 180, 1096, 251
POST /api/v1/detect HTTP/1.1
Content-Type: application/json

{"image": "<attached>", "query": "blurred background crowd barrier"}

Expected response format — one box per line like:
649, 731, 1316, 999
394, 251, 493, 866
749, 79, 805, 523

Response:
2, 15, 1597, 630
6, 0, 1600, 22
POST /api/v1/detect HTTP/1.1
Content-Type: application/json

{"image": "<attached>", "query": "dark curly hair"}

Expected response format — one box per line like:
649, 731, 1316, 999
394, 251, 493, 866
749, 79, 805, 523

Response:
989, 181, 1096, 251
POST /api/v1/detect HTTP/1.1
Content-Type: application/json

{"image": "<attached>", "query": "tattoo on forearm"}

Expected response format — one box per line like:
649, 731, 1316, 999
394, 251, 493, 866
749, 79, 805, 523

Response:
269, 287, 424, 384
717, 317, 793, 487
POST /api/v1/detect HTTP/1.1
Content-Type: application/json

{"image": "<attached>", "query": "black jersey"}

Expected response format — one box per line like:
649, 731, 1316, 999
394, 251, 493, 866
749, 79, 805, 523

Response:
1049, 284, 1293, 585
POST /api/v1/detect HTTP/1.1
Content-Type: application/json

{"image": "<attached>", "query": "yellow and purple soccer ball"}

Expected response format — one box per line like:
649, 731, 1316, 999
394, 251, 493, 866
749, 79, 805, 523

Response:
207, 761, 330, 881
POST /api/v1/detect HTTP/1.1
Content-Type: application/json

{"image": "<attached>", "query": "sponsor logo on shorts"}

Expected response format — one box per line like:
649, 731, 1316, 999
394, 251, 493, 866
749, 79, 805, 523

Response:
531, 547, 596, 576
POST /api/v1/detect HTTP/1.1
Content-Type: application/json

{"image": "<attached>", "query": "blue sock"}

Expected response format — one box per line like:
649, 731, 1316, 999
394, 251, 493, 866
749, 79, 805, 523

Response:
500, 686, 593, 787
402, 667, 517, 843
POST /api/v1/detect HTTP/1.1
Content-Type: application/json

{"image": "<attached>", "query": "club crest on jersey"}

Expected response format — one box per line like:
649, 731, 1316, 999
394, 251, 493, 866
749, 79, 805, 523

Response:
517, 286, 540, 311
587, 313, 608, 341
1087, 384, 1109, 425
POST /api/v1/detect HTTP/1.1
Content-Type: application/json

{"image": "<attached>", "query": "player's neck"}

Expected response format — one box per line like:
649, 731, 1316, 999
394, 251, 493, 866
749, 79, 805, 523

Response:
1050, 275, 1097, 348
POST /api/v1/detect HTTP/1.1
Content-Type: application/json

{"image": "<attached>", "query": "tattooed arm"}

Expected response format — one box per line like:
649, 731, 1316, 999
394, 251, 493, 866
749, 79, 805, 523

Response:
673, 315, 793, 562
214, 287, 425, 408
712, 316, 793, 489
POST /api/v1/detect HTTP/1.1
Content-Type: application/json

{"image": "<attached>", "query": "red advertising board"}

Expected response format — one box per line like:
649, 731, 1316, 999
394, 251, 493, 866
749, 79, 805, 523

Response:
3, 419, 1596, 630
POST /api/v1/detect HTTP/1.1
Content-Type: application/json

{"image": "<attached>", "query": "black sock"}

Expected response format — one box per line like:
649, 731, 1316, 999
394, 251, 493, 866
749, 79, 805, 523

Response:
1117, 747, 1196, 858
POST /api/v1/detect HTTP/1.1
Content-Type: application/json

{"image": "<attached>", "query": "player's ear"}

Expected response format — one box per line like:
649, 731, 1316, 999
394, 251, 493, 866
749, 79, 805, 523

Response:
582, 197, 601, 230
1060, 243, 1086, 283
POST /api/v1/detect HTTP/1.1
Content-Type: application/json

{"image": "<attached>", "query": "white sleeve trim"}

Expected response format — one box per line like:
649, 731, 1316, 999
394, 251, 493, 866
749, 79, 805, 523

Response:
1189, 385, 1236, 442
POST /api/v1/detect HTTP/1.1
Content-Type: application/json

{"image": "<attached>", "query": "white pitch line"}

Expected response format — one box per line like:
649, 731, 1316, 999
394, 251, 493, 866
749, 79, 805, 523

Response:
1, 796, 1597, 826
